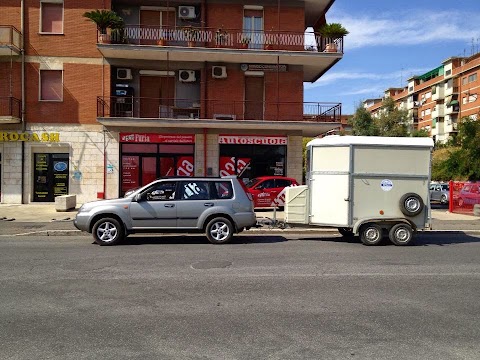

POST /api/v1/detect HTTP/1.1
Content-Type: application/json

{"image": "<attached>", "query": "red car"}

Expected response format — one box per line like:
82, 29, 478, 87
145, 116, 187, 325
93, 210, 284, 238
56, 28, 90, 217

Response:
245, 176, 299, 208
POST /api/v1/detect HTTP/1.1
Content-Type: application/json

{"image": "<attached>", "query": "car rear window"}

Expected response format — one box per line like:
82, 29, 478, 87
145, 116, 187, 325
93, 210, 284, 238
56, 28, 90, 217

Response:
213, 181, 233, 199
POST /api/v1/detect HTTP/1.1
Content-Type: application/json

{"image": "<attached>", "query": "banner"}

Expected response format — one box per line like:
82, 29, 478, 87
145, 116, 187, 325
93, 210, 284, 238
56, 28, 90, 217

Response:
120, 133, 194, 144
219, 135, 287, 145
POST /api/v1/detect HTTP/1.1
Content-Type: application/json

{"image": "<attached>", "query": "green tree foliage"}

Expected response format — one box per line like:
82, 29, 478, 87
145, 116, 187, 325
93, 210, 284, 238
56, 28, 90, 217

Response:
432, 117, 480, 181
348, 105, 379, 136
375, 97, 410, 136
83, 9, 124, 34
350, 98, 428, 138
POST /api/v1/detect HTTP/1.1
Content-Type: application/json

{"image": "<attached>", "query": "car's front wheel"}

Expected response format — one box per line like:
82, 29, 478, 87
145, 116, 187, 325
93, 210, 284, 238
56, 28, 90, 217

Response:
92, 217, 124, 246
206, 217, 233, 244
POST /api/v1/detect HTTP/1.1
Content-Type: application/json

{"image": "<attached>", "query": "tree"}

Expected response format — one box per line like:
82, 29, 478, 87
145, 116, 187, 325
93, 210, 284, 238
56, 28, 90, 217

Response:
374, 97, 410, 137
348, 105, 379, 136
83, 9, 124, 34
431, 115, 480, 181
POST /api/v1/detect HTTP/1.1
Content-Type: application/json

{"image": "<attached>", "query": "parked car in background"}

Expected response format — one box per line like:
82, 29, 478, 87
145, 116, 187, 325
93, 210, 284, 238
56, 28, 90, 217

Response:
74, 176, 256, 246
455, 183, 480, 207
245, 176, 299, 208
429, 182, 449, 204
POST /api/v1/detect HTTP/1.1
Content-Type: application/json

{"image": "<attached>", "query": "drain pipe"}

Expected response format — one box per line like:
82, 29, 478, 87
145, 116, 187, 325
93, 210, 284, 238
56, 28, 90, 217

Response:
21, 0, 26, 203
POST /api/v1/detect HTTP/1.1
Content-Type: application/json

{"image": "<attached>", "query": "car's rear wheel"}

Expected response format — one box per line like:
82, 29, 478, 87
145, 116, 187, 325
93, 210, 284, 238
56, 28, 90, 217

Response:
92, 217, 124, 246
359, 223, 383, 246
440, 194, 448, 204
388, 223, 414, 246
206, 217, 233, 244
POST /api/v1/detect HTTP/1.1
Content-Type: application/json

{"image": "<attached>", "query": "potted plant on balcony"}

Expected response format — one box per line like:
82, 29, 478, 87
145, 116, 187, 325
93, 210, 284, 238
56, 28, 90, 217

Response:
157, 28, 167, 46
215, 28, 228, 47
83, 9, 124, 44
239, 35, 250, 49
183, 26, 199, 47
318, 22, 348, 52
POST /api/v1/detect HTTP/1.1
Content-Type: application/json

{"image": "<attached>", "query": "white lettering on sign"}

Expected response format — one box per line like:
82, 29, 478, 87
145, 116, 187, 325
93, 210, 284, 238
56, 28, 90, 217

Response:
219, 135, 288, 145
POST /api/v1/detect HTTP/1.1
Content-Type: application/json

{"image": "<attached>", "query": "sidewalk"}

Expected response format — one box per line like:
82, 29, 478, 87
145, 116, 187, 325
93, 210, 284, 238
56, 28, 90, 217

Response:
0, 204, 479, 236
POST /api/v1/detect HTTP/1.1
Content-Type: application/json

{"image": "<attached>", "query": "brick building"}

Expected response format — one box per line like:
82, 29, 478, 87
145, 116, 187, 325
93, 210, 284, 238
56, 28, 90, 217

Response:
0, 0, 343, 204
365, 52, 480, 143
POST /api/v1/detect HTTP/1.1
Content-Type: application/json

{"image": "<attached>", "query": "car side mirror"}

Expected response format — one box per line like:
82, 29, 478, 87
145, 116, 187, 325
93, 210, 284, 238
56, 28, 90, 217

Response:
134, 193, 145, 202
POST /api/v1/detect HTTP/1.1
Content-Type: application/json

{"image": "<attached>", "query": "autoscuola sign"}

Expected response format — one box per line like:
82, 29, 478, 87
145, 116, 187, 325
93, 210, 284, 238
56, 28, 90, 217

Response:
0, 132, 60, 142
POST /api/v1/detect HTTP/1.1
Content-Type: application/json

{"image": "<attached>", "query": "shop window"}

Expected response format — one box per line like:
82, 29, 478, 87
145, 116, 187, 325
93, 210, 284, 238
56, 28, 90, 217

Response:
40, 1, 64, 34
40, 70, 63, 101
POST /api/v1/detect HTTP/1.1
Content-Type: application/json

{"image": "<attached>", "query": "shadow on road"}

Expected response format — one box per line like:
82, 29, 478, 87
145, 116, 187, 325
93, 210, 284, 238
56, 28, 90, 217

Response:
109, 234, 288, 246
296, 231, 480, 246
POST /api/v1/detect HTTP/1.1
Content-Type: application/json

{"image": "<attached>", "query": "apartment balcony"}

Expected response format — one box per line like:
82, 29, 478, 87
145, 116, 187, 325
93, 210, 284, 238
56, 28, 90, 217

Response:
432, 84, 444, 101
0, 96, 21, 123
432, 106, 444, 118
444, 86, 459, 97
96, 96, 342, 137
96, 26, 344, 82
0, 26, 21, 56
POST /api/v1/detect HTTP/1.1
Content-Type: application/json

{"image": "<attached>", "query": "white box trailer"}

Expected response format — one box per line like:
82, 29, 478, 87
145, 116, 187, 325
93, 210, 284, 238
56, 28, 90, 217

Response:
284, 136, 434, 246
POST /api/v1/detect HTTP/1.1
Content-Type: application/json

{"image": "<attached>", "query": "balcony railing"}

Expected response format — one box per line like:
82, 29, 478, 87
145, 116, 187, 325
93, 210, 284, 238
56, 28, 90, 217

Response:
102, 25, 344, 53
0, 25, 21, 52
0, 96, 21, 118
97, 97, 341, 122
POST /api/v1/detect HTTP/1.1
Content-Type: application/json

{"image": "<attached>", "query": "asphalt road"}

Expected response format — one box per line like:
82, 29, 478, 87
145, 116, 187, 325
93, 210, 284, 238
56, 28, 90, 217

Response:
1, 233, 480, 360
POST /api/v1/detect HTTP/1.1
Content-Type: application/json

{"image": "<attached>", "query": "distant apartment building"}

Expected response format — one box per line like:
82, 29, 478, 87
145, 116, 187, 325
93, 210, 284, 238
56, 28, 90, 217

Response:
0, 0, 344, 204
365, 52, 480, 143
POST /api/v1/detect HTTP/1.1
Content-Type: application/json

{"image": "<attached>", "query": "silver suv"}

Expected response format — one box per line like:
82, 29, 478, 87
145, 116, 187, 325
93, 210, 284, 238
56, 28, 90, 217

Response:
74, 176, 256, 246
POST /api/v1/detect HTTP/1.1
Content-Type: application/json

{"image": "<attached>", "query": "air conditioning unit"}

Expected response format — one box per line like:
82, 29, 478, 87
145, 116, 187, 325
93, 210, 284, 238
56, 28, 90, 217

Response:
214, 114, 236, 120
212, 66, 227, 79
178, 6, 196, 19
117, 68, 132, 80
179, 70, 196, 82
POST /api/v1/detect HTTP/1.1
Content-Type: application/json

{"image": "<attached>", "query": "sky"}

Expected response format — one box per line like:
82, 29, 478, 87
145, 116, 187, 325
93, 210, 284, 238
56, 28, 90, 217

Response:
304, 0, 480, 115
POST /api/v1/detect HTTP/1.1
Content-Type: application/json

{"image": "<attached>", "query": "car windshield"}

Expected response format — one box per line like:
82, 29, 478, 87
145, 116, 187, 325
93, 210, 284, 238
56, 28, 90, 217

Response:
245, 178, 260, 188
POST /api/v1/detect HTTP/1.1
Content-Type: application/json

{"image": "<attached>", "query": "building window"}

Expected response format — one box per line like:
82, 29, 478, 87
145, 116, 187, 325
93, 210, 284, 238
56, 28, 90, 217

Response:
40, 1, 64, 34
446, 69, 451, 76
40, 70, 63, 101
468, 73, 477, 83
446, 78, 453, 89
462, 77, 468, 85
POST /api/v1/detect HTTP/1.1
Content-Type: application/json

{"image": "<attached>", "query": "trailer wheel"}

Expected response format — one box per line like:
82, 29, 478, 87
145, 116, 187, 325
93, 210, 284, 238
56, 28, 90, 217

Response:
338, 227, 354, 237
359, 223, 383, 246
389, 223, 414, 246
399, 193, 424, 217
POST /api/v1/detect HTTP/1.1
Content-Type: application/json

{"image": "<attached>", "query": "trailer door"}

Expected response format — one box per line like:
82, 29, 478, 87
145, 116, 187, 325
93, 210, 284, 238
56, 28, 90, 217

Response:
309, 145, 350, 226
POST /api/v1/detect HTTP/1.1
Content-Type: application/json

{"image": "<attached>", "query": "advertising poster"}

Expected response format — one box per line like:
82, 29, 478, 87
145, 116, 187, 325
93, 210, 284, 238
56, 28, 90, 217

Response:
176, 156, 194, 177
219, 157, 251, 177
122, 156, 139, 193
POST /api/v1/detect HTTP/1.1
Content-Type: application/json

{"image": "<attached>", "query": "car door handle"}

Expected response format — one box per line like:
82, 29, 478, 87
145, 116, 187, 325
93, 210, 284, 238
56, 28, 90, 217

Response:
204, 203, 214, 207
164, 203, 175, 208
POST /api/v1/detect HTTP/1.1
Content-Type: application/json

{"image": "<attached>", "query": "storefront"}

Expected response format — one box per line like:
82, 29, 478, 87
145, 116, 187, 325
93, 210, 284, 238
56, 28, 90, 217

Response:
119, 133, 195, 196
33, 153, 69, 202
218, 135, 288, 181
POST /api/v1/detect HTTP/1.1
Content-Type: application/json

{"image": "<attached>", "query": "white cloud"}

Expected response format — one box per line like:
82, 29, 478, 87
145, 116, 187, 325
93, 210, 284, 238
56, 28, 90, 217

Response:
304, 67, 429, 90
332, 10, 480, 50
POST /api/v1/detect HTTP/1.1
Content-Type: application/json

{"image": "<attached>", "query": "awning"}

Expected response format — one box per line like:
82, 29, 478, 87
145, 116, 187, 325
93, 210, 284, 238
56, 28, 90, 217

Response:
448, 100, 459, 106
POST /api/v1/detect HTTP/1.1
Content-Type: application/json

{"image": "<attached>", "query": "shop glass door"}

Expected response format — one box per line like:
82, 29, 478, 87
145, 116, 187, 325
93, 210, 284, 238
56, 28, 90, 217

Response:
33, 153, 69, 202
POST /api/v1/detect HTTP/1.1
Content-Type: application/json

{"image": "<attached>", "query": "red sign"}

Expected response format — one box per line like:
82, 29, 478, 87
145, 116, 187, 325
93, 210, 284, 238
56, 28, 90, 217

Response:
219, 157, 251, 177
176, 156, 194, 177
219, 135, 287, 145
120, 133, 195, 144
